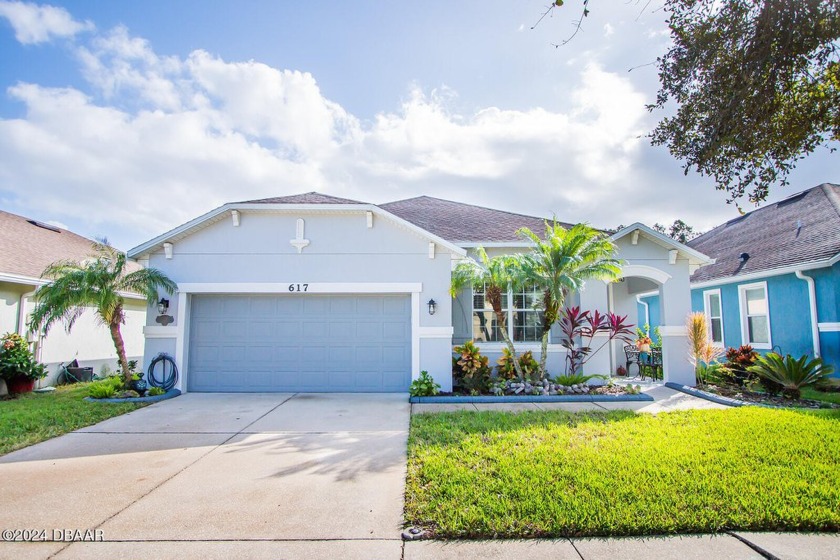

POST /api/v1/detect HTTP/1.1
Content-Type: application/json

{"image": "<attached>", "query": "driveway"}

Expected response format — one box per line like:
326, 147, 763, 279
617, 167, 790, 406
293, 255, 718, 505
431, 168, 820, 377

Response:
0, 393, 409, 559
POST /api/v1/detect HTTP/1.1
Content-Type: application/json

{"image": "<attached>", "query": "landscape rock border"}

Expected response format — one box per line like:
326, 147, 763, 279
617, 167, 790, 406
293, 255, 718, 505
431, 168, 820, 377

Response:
84, 388, 181, 404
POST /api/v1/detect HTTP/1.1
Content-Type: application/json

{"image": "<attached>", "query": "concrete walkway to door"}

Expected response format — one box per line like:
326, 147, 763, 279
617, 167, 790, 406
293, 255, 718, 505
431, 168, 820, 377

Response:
0, 393, 409, 560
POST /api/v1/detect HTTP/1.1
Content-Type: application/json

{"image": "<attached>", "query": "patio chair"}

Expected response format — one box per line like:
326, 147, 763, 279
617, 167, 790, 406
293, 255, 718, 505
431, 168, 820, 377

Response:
639, 349, 663, 381
623, 345, 641, 377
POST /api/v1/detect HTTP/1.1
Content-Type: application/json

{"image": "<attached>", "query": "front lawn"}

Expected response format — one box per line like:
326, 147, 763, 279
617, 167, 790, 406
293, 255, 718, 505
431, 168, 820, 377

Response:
0, 383, 147, 455
405, 408, 840, 538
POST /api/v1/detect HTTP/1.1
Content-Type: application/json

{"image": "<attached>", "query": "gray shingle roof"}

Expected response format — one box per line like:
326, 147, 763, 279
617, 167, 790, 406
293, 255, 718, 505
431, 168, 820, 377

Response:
380, 196, 569, 243
241, 192, 367, 205
688, 183, 840, 283
0, 210, 141, 281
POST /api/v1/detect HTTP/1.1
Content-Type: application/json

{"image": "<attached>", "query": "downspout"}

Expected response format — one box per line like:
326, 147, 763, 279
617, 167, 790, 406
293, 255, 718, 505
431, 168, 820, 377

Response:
795, 270, 821, 358
636, 295, 650, 328
17, 291, 36, 335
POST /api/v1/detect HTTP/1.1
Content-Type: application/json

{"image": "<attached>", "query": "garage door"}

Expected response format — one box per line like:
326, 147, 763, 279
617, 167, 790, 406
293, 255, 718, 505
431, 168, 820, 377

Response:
187, 294, 411, 392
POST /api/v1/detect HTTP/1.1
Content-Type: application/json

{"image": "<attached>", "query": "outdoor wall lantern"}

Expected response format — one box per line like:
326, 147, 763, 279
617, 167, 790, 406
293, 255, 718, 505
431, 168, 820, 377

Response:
427, 299, 437, 315
157, 298, 170, 315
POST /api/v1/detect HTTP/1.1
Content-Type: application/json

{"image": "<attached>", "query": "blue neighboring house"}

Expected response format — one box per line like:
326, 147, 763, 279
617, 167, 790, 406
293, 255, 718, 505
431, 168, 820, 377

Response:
639, 182, 840, 375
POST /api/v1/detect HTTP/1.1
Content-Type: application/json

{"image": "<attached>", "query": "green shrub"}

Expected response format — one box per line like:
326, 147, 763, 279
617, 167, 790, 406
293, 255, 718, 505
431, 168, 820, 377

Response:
147, 386, 165, 397
453, 341, 491, 395
747, 353, 835, 399
410, 371, 441, 397
552, 373, 607, 386
496, 348, 540, 382
0, 332, 48, 381
88, 381, 117, 399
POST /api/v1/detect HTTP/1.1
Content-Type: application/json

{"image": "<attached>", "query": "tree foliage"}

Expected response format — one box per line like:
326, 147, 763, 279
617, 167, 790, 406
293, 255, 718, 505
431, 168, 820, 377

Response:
544, 0, 840, 203
28, 243, 177, 384
651, 219, 699, 243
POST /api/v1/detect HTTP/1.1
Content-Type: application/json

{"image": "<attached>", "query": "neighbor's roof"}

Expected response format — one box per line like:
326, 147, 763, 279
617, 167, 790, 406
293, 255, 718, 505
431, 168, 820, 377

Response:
688, 183, 840, 284
0, 210, 139, 284
240, 192, 367, 205
379, 196, 570, 244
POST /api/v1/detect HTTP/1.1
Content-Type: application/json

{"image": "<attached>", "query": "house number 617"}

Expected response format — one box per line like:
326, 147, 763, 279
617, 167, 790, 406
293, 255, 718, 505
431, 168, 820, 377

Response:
288, 283, 309, 292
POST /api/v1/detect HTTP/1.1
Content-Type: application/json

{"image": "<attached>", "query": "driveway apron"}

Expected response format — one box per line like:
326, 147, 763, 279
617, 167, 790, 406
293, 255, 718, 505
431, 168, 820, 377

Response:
0, 393, 409, 559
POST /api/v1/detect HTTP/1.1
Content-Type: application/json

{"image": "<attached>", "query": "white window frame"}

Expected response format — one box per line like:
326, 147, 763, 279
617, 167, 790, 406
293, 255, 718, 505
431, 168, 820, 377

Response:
471, 284, 543, 344
738, 282, 772, 350
703, 289, 724, 346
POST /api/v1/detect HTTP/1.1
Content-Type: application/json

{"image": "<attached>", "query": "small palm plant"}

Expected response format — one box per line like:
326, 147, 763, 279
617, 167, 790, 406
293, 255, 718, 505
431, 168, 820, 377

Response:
747, 353, 834, 399
28, 242, 177, 387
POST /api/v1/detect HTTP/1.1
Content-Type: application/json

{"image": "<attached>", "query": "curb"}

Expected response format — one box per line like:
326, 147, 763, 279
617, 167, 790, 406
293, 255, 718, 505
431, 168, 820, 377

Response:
409, 393, 653, 404
664, 382, 746, 407
85, 388, 181, 404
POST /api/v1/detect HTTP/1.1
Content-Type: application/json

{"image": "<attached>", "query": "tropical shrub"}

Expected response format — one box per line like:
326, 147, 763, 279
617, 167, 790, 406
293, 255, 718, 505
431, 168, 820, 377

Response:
0, 332, 47, 381
409, 371, 441, 397
747, 353, 835, 399
723, 345, 759, 386
552, 373, 607, 386
496, 348, 540, 382
453, 341, 491, 395
88, 381, 117, 399
558, 307, 634, 376
685, 312, 724, 386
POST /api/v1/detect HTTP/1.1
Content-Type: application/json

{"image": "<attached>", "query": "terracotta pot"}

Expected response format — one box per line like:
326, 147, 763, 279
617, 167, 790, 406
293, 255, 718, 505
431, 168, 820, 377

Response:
638, 344, 651, 353
6, 376, 35, 394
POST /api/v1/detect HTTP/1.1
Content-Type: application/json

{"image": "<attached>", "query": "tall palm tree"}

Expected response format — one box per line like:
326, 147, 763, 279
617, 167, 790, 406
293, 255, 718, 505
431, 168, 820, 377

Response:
517, 222, 622, 378
28, 242, 177, 386
450, 248, 529, 380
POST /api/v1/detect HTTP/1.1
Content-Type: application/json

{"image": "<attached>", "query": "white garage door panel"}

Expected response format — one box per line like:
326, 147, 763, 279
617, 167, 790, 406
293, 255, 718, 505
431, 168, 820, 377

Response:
187, 294, 411, 392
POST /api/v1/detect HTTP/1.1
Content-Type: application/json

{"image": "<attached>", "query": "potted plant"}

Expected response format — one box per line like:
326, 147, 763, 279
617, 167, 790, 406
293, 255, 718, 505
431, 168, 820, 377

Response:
0, 332, 48, 394
635, 335, 653, 353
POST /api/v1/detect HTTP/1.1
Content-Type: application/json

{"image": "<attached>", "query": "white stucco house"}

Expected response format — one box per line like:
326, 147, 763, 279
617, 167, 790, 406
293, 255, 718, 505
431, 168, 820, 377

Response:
127, 193, 712, 393
0, 210, 147, 386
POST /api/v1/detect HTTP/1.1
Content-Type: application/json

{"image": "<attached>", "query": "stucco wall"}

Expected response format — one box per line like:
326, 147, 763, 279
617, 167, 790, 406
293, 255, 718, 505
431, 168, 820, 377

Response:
139, 210, 458, 390
687, 264, 840, 375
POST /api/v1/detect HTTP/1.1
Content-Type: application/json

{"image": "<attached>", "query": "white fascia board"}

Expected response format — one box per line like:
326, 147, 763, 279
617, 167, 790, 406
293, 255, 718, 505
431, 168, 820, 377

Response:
127, 202, 468, 260
127, 204, 231, 258
691, 259, 835, 289
176, 282, 423, 294
612, 223, 714, 266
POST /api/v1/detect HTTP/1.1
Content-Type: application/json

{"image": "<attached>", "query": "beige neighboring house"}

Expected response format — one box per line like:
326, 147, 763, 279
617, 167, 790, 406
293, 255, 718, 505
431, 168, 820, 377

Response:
0, 210, 147, 386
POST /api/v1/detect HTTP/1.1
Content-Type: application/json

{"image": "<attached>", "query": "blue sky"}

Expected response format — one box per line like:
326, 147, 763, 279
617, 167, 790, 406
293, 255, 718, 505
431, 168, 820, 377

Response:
0, 1, 835, 250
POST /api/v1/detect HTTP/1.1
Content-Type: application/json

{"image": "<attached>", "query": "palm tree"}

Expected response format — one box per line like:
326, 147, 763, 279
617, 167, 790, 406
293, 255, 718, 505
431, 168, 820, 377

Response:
517, 222, 622, 378
28, 242, 177, 386
450, 248, 529, 380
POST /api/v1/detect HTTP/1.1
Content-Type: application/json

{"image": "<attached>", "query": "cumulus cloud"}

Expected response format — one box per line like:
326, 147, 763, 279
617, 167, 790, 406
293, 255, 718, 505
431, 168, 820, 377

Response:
0, 19, 737, 249
0, 0, 93, 44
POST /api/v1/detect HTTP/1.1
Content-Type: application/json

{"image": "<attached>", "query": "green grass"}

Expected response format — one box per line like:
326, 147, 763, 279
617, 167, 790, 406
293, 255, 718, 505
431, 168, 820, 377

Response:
801, 386, 840, 405
406, 408, 840, 538
0, 383, 147, 455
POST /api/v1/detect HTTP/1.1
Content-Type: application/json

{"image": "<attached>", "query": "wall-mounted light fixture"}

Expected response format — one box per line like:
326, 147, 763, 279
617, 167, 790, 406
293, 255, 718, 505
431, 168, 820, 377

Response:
427, 299, 437, 315
157, 298, 170, 315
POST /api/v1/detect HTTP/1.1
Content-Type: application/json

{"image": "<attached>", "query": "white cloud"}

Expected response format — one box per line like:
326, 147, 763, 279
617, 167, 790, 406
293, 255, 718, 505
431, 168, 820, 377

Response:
0, 22, 740, 249
0, 1, 92, 44
603, 23, 614, 37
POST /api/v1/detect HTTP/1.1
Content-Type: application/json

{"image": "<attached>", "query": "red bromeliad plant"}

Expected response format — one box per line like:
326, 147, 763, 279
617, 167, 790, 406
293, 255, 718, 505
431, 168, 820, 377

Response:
558, 306, 634, 376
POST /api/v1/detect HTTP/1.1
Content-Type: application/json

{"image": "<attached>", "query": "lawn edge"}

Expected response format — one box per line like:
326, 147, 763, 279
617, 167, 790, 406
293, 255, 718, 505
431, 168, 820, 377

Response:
409, 393, 653, 403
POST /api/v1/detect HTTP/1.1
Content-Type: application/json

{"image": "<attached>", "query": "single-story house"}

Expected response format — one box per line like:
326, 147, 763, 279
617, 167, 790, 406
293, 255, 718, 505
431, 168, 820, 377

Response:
639, 182, 840, 374
0, 210, 146, 386
128, 192, 712, 393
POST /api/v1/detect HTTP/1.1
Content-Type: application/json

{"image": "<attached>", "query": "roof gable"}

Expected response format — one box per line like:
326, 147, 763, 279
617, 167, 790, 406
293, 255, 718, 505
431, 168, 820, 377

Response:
240, 192, 367, 205
688, 183, 840, 283
379, 196, 570, 244
611, 222, 713, 267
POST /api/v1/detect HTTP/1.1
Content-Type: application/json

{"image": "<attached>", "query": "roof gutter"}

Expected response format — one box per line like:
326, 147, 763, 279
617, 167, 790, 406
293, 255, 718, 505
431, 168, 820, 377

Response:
795, 270, 821, 358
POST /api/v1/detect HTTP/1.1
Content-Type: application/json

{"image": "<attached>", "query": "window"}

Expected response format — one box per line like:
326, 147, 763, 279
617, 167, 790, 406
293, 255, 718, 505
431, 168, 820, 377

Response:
703, 289, 724, 345
472, 284, 543, 343
739, 282, 771, 349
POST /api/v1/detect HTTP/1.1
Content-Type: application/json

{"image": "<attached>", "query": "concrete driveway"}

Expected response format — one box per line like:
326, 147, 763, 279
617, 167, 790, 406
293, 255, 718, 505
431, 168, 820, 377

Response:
0, 393, 409, 559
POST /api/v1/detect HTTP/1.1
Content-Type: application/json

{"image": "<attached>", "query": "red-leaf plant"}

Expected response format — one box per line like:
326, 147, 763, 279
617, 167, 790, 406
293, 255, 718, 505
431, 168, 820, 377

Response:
558, 306, 635, 376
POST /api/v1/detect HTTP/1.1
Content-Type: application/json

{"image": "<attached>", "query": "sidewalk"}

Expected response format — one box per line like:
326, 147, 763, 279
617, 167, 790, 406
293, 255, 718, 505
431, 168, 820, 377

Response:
404, 532, 840, 560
